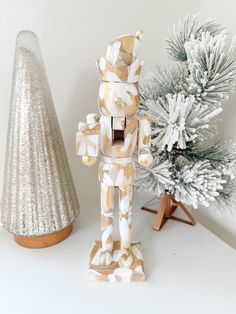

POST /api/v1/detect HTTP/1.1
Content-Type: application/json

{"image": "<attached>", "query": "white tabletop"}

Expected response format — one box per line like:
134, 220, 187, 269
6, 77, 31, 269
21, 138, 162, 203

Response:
0, 192, 236, 314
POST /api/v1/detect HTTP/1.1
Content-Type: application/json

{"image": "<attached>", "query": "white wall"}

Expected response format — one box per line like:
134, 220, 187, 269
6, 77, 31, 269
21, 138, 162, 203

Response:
2, 0, 236, 247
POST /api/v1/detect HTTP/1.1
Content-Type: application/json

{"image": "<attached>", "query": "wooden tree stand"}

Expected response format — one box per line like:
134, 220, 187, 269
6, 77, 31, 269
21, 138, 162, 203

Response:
14, 224, 73, 249
141, 193, 196, 231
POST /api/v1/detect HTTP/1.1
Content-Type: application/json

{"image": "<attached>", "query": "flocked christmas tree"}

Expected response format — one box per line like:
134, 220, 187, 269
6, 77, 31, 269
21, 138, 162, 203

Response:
135, 15, 236, 227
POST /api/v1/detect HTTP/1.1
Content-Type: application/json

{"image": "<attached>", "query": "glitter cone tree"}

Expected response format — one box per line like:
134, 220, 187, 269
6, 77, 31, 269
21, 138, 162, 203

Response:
1, 31, 79, 247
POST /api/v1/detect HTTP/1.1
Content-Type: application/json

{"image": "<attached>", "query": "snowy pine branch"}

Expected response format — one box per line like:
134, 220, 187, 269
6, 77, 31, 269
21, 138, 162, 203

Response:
185, 31, 236, 106
160, 140, 236, 175
140, 64, 187, 109
215, 178, 236, 211
171, 157, 225, 208
167, 14, 224, 61
134, 158, 173, 196
148, 94, 221, 151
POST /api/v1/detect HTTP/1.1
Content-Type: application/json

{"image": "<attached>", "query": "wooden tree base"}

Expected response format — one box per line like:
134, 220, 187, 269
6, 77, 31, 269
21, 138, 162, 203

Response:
14, 224, 73, 248
141, 193, 196, 231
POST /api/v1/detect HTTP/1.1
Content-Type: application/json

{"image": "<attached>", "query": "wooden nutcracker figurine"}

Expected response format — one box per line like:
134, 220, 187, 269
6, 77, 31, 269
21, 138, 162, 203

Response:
76, 31, 153, 282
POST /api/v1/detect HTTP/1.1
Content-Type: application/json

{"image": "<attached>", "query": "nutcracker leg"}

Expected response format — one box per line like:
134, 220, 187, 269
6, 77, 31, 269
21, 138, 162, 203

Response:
119, 185, 133, 267
100, 182, 114, 266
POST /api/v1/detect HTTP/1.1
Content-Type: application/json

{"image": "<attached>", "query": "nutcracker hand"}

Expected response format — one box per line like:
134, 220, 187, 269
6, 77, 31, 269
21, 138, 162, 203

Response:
138, 149, 153, 168
82, 155, 97, 166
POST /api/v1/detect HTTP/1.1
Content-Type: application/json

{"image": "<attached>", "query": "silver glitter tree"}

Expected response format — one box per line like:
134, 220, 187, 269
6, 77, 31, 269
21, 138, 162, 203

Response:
1, 31, 79, 247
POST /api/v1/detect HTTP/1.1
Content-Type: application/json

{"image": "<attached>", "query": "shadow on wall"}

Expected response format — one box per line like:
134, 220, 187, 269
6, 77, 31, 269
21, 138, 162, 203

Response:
194, 207, 236, 250
60, 69, 100, 209
203, 83, 236, 249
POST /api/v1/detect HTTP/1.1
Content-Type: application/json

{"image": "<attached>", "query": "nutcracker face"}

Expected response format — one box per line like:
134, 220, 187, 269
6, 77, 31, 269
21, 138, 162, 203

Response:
98, 82, 139, 117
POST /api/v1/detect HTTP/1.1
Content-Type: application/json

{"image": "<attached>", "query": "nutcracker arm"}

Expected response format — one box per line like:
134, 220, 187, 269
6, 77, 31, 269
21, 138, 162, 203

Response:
138, 114, 153, 167
76, 113, 100, 166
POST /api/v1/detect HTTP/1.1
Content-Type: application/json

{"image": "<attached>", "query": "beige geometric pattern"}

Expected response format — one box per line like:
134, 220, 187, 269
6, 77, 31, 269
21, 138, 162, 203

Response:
88, 241, 145, 282
119, 185, 132, 251
76, 30, 152, 281
100, 183, 114, 260
98, 82, 139, 117
76, 114, 100, 158
105, 30, 143, 62
99, 159, 136, 186
138, 115, 153, 167
97, 57, 143, 82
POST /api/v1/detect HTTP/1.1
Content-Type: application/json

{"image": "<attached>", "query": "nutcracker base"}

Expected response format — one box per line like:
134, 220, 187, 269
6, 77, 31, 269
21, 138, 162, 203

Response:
14, 224, 73, 248
88, 240, 145, 282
